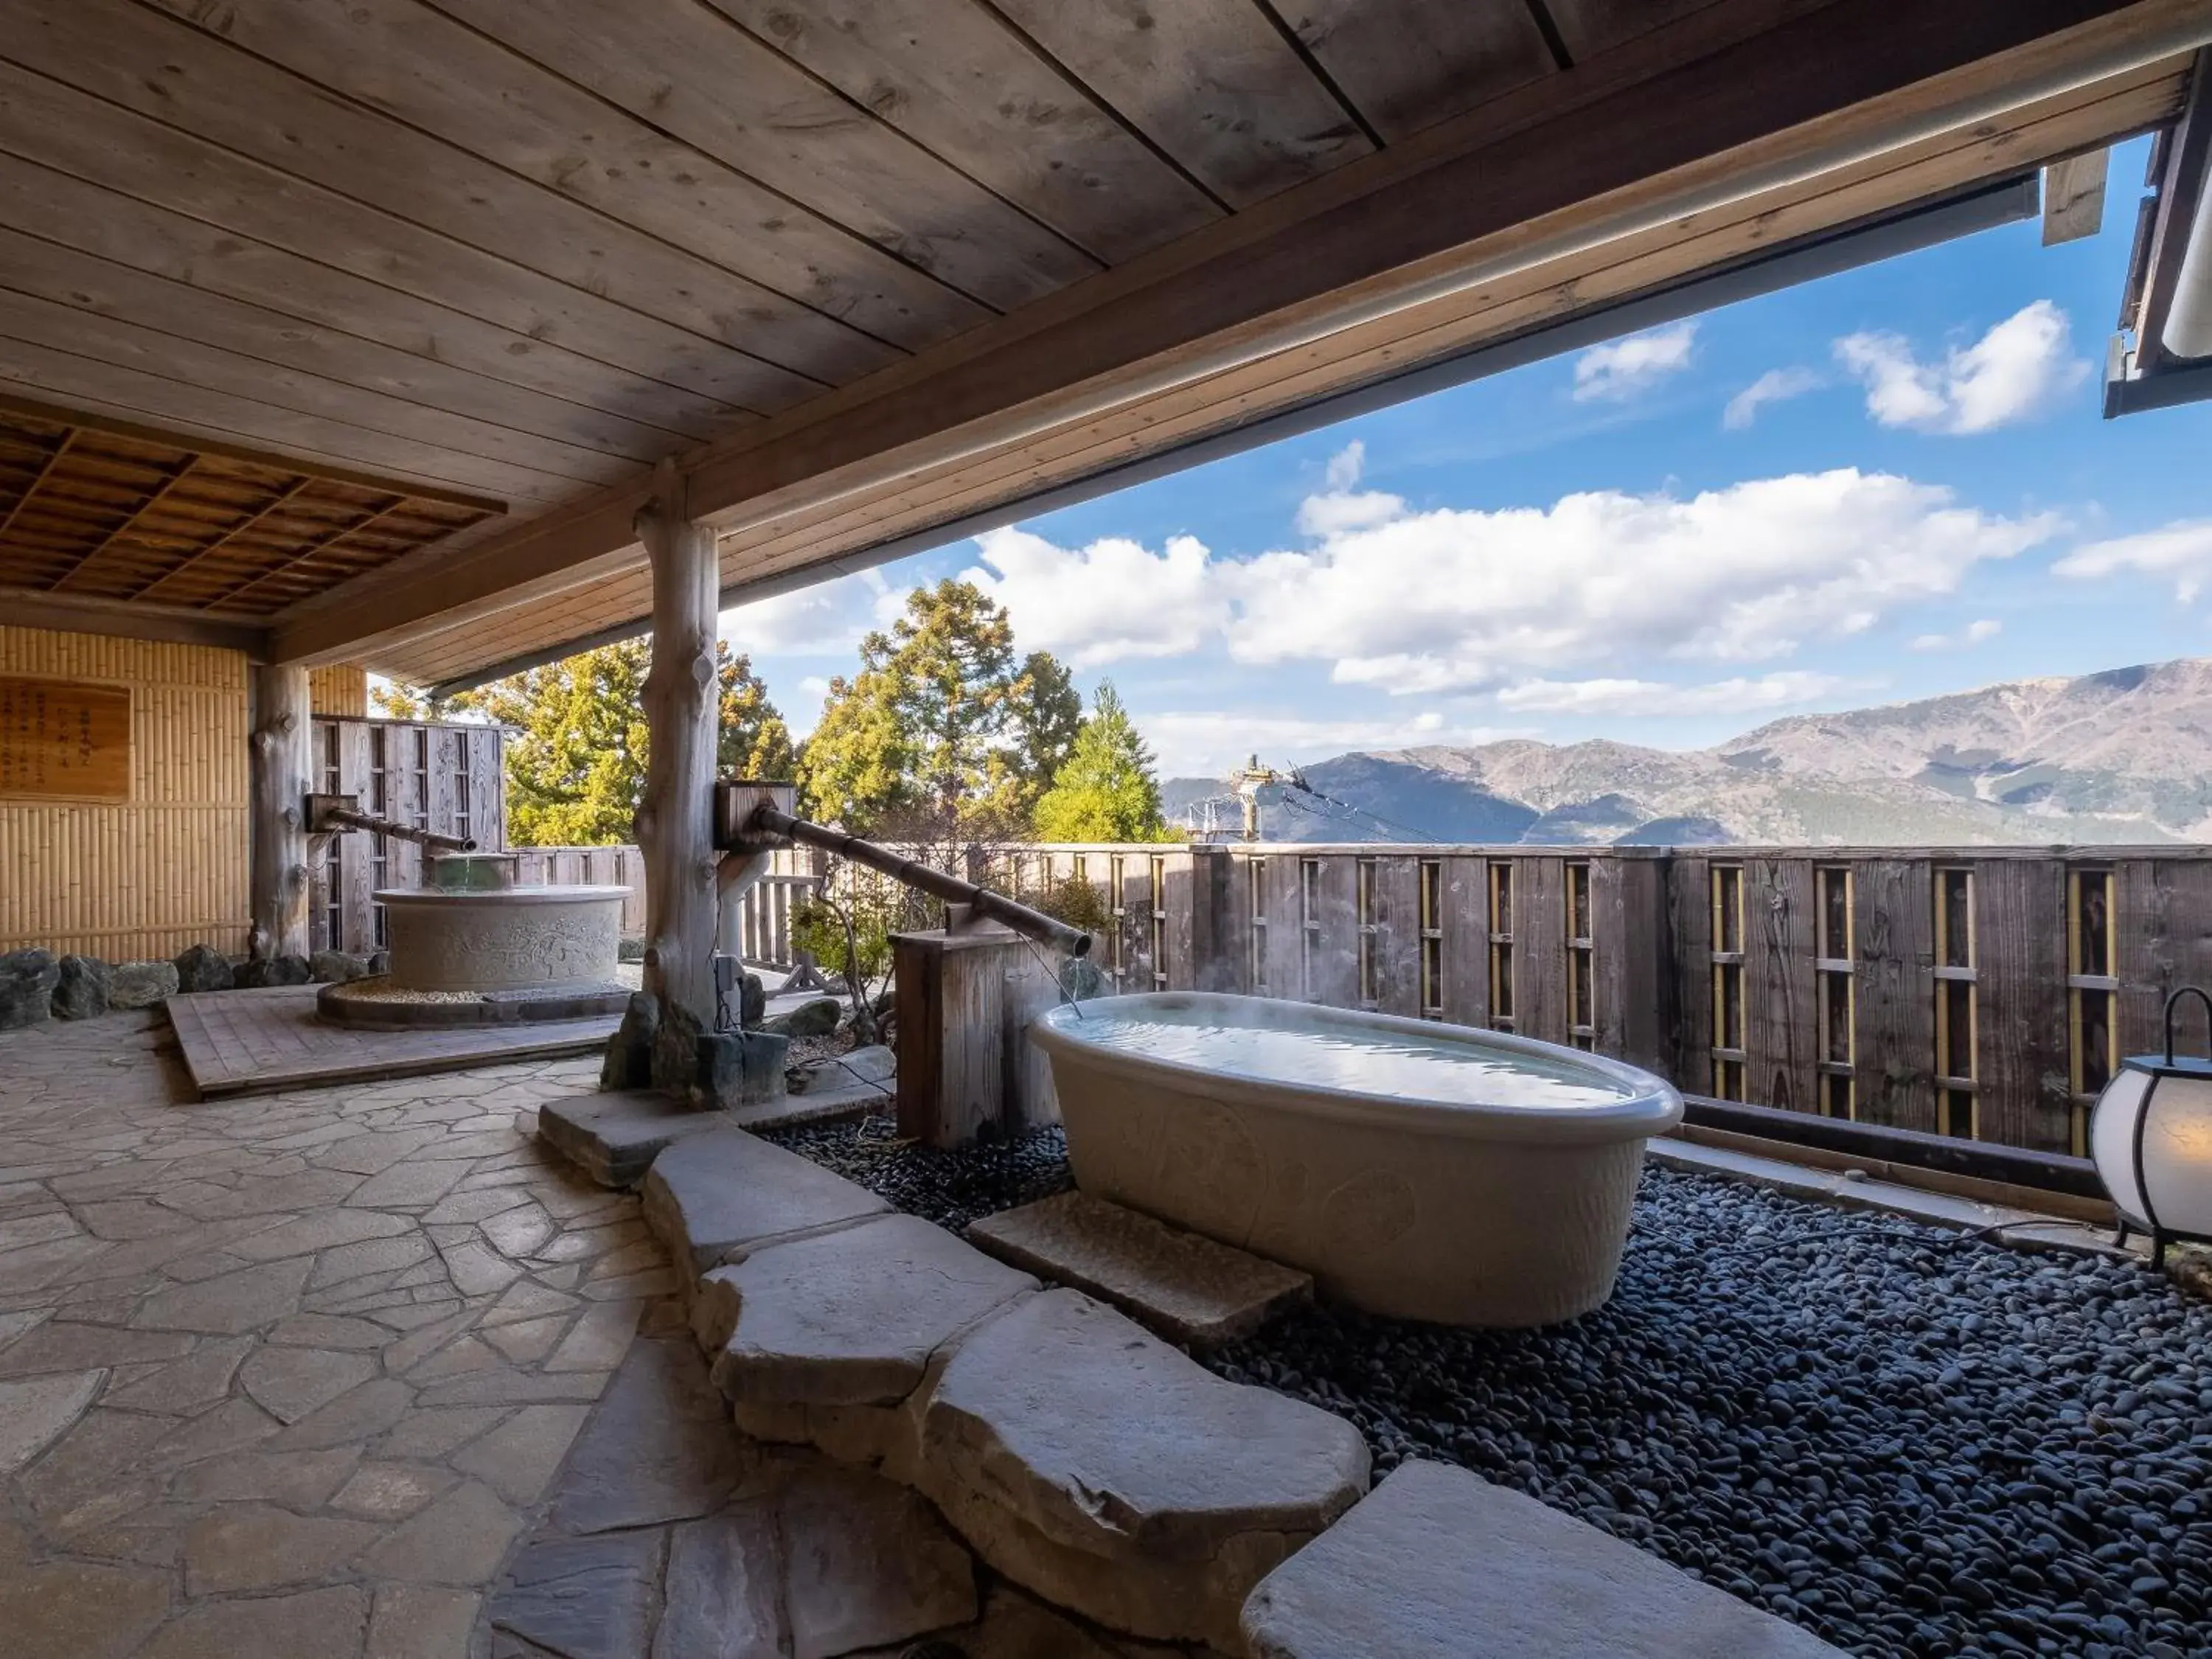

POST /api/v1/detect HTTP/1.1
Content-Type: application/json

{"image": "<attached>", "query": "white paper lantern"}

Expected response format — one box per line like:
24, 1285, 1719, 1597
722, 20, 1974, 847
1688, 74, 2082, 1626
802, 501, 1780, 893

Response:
2090, 987, 2212, 1265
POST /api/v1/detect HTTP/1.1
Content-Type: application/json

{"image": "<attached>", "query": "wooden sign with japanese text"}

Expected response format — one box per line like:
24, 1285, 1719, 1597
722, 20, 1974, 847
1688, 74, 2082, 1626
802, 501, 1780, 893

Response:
0, 676, 132, 801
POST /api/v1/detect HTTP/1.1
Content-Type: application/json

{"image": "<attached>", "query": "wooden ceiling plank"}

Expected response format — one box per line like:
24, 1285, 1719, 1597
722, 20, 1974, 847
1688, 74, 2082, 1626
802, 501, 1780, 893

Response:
0, 338, 564, 507
0, 290, 640, 490
424, 0, 1102, 307
1275, 0, 1560, 141
31, 0, 977, 358
700, 0, 1221, 265
0, 391, 504, 512
210, 495, 435, 611
0, 422, 69, 543
48, 453, 203, 592
0, 15, 898, 396
1544, 0, 1731, 65
0, 152, 752, 437
992, 0, 1376, 208
0, 226, 703, 464
131, 479, 315, 603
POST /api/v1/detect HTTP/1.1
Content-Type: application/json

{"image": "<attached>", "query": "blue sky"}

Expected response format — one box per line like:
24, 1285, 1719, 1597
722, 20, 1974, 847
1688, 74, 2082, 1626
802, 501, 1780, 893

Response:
722, 136, 2212, 781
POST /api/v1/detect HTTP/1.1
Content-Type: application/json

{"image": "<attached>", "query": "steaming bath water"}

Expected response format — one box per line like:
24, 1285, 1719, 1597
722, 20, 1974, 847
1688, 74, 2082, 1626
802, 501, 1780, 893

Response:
1065, 1001, 1635, 1110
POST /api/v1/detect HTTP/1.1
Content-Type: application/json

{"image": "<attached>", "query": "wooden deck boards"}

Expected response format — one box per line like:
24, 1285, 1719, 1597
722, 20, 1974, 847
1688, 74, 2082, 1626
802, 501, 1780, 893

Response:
167, 986, 617, 1099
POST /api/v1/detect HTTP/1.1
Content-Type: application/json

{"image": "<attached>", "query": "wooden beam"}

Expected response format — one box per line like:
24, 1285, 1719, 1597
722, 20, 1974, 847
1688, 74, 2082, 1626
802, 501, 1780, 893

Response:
272, 0, 2212, 667
0, 583, 271, 655
2042, 146, 2112, 241
249, 662, 313, 961
633, 470, 721, 1029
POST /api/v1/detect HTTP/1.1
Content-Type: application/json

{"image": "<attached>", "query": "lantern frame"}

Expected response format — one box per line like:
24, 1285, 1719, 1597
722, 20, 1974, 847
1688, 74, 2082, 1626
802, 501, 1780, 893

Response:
2095, 984, 2212, 1268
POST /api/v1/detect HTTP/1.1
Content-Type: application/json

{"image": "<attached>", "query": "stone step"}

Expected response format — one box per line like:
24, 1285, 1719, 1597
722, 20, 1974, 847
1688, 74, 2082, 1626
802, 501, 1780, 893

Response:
1242, 1460, 1846, 1659
693, 1211, 1037, 1410
535, 1091, 730, 1189
967, 1190, 1312, 1349
917, 1288, 1370, 1652
641, 1124, 888, 1277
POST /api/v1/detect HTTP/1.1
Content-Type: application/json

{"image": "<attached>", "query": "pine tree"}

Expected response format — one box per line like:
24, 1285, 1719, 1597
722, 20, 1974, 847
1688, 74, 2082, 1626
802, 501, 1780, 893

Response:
796, 580, 1077, 834
1032, 681, 1175, 843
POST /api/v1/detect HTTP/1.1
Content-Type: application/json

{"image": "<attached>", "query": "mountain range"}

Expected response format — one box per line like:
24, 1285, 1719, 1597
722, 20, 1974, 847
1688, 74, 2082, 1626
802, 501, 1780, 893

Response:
1161, 658, 2212, 846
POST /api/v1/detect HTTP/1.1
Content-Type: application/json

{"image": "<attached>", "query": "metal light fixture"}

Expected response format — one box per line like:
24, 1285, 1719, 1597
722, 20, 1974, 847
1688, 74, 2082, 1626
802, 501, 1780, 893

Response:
2093, 987, 2212, 1267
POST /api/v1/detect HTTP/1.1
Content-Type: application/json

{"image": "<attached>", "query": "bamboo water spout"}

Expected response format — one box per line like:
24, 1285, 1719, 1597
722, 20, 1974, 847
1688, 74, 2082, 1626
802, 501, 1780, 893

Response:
713, 785, 1091, 959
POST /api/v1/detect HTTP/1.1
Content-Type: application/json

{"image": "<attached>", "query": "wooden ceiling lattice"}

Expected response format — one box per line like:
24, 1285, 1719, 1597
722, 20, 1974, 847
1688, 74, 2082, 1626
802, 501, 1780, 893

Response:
0, 403, 501, 619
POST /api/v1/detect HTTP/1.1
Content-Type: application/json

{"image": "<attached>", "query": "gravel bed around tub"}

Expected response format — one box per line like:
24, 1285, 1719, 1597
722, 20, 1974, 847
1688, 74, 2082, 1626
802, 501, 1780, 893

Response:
759, 1113, 1071, 1232
768, 1121, 2212, 1659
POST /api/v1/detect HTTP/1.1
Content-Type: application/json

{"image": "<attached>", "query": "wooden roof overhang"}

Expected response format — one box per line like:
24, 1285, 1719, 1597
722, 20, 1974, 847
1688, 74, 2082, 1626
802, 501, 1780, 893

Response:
0, 0, 2205, 677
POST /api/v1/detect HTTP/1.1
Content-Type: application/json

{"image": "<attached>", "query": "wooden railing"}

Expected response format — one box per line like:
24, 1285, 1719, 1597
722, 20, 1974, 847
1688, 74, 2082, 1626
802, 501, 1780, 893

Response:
524, 844, 817, 970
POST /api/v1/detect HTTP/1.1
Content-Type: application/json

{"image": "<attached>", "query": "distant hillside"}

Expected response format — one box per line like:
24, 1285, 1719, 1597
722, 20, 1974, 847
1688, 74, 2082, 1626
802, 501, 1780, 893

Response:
1162, 658, 2212, 846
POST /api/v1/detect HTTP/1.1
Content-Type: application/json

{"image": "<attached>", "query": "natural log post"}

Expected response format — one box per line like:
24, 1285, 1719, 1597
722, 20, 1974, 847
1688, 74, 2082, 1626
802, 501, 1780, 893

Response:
633, 478, 721, 1030
248, 663, 313, 961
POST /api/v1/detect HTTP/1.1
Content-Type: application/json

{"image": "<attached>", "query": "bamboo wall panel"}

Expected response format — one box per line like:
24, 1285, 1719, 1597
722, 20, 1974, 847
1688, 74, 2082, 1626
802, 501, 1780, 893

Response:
0, 626, 248, 958
307, 665, 369, 717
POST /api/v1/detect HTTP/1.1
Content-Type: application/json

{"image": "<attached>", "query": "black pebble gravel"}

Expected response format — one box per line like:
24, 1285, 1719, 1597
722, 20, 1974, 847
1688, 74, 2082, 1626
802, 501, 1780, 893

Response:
770, 1120, 2212, 1659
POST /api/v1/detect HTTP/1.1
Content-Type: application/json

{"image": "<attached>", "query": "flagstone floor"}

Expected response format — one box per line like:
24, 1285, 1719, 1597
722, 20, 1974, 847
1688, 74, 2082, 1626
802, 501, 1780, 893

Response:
0, 1009, 669, 1659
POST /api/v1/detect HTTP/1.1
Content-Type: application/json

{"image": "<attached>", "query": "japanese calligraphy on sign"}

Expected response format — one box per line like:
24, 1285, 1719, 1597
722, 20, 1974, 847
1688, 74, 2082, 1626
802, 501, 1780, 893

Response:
0, 677, 131, 801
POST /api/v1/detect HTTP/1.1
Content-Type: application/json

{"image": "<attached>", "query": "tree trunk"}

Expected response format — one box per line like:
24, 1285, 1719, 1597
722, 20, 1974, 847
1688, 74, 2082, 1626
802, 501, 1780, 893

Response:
248, 663, 312, 961
635, 496, 720, 1028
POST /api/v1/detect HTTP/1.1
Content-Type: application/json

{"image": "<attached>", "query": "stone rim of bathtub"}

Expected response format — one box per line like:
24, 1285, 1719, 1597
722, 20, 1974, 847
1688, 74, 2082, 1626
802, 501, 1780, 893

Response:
1030, 991, 1684, 1147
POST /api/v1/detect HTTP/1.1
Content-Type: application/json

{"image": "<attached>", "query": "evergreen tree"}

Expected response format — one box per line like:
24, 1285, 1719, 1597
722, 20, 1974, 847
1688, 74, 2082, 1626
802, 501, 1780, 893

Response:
386, 639, 792, 846
796, 580, 1076, 833
1032, 681, 1175, 843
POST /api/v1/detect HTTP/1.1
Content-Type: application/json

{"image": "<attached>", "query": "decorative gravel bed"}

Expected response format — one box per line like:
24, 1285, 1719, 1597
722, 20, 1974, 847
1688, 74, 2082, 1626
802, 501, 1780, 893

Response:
770, 1119, 2212, 1659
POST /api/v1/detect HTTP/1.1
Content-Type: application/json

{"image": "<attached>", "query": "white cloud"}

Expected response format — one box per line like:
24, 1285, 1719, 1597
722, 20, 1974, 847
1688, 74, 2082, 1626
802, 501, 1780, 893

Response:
1140, 709, 1521, 779
1296, 440, 1405, 537
2055, 521, 2212, 602
1227, 468, 2056, 693
1723, 366, 1821, 430
969, 466, 2053, 702
1907, 619, 2003, 652
1573, 321, 1697, 403
1834, 300, 2088, 435
1494, 672, 1857, 717
963, 525, 1229, 669
721, 569, 905, 656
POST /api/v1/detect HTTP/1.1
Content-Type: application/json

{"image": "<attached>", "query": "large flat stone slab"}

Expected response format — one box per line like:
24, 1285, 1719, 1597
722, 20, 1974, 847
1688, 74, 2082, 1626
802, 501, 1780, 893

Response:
967, 1191, 1311, 1349
694, 1212, 1036, 1407
537, 1091, 730, 1189
918, 1287, 1368, 1649
642, 1125, 889, 1276
1242, 1461, 1845, 1659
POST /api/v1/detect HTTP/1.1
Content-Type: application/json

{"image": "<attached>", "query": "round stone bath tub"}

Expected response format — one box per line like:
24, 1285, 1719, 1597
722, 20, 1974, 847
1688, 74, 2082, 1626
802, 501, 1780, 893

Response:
1029, 992, 1683, 1326
375, 883, 628, 993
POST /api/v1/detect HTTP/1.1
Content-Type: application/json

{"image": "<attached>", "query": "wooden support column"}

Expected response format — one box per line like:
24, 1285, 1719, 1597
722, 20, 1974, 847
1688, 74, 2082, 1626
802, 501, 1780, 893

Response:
634, 477, 720, 1029
893, 928, 1062, 1148
248, 663, 312, 961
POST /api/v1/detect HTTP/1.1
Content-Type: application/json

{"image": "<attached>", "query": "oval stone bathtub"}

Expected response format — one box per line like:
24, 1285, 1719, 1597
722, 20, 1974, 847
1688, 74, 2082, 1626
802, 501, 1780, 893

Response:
1029, 992, 1682, 1326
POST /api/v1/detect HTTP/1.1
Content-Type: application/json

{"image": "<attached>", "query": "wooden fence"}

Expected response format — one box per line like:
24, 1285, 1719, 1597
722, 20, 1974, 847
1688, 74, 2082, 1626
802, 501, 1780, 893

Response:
924, 841, 2212, 1161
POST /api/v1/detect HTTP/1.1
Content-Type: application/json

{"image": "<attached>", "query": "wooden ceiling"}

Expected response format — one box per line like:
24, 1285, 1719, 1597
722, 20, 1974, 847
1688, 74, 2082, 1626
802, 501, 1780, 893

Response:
0, 0, 2205, 677
0, 400, 498, 619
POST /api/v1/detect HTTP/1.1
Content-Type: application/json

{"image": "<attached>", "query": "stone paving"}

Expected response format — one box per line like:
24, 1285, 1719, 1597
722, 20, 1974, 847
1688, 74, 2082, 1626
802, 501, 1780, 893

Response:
0, 1009, 667, 1658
